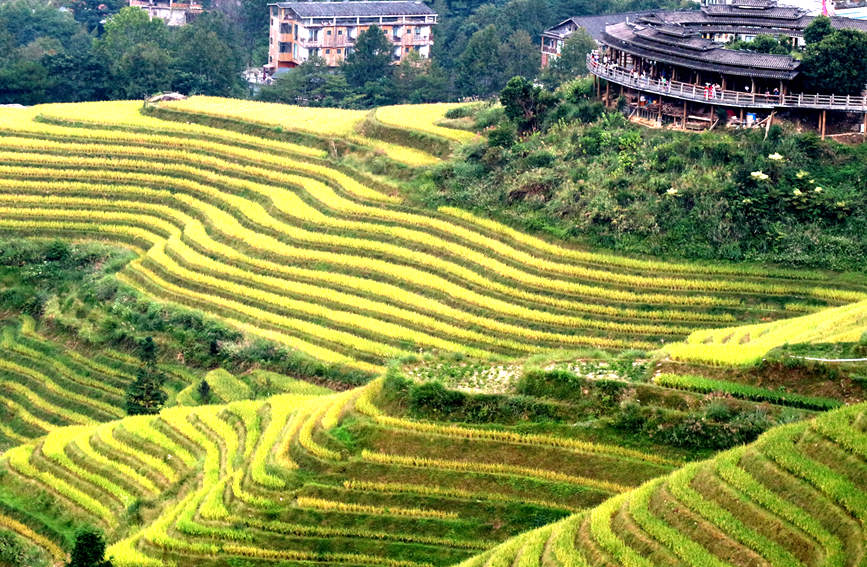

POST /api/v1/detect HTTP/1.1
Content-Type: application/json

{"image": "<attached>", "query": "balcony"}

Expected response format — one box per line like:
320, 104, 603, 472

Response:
393, 35, 431, 46
587, 55, 867, 112
296, 36, 355, 49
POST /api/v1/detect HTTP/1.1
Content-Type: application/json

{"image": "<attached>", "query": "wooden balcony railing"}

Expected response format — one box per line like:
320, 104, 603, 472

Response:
587, 56, 867, 112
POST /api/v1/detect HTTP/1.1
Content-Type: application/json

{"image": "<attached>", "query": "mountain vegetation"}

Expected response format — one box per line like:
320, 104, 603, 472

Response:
0, 95, 864, 567
420, 85, 867, 271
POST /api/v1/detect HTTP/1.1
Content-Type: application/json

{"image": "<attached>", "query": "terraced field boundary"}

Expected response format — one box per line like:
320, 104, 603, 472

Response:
0, 374, 694, 567
358, 109, 453, 158
452, 401, 867, 567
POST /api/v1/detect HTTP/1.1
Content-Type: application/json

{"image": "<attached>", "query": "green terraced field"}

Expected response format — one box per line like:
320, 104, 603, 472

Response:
1, 98, 866, 567
456, 401, 867, 567
1, 100, 865, 375
0, 316, 194, 451
0, 378, 686, 566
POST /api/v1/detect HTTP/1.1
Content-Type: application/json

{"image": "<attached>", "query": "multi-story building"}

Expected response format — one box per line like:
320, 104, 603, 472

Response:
266, 1, 437, 71
128, 0, 203, 26
541, 0, 854, 66
581, 0, 867, 134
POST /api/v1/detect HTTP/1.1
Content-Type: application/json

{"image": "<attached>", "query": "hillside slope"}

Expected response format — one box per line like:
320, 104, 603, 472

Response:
665, 298, 867, 365
455, 401, 867, 567
0, 377, 691, 566
1, 100, 865, 373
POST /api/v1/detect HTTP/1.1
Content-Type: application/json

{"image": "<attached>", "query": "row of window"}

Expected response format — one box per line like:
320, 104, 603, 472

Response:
276, 42, 423, 59
277, 22, 427, 39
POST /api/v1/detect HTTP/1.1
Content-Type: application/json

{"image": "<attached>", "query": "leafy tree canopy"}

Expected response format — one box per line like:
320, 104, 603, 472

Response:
728, 34, 791, 55
125, 336, 167, 415
259, 55, 351, 105
800, 28, 867, 95
541, 28, 596, 87
173, 12, 244, 96
67, 526, 112, 567
342, 25, 393, 88
804, 15, 833, 45
500, 75, 559, 132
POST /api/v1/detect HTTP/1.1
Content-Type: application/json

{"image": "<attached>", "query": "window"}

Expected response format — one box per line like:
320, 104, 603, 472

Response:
326, 49, 331, 53
337, 48, 342, 54
327, 29, 332, 35
415, 26, 421, 35
338, 29, 343, 35
279, 42, 291, 53
280, 23, 290, 33
294, 24, 298, 36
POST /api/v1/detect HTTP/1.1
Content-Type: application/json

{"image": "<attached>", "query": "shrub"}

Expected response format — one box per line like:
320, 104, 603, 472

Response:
488, 123, 516, 148
444, 105, 477, 119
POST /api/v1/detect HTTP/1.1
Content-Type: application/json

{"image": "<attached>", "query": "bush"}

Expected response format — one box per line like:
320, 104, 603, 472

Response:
0, 529, 49, 567
488, 123, 516, 148
444, 104, 477, 119
474, 105, 505, 129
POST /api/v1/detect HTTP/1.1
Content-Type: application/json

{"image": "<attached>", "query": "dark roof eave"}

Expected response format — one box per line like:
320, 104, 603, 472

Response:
600, 34, 799, 80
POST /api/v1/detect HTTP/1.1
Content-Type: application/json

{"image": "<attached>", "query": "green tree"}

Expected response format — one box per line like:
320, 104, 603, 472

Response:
173, 12, 244, 96
0, 60, 50, 104
259, 56, 350, 105
42, 33, 109, 102
800, 29, 867, 94
499, 75, 558, 132
67, 526, 112, 567
197, 379, 212, 404
0, 0, 80, 48
97, 7, 172, 98
125, 336, 167, 415
804, 15, 833, 45
456, 24, 502, 97
393, 53, 449, 102
239, 0, 270, 65
541, 28, 596, 87
342, 25, 393, 88
69, 0, 126, 33
729, 34, 790, 54
500, 29, 540, 81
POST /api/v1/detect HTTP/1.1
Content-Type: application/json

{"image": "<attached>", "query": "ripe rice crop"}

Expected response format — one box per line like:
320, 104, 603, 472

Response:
162, 96, 368, 136
665, 298, 867, 365
0, 100, 865, 373
376, 103, 479, 142
159, 96, 440, 166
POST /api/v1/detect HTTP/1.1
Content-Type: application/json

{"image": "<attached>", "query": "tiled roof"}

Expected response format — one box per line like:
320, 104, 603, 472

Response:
637, 7, 867, 34
702, 4, 803, 20
541, 12, 653, 41
603, 22, 800, 79
273, 1, 435, 18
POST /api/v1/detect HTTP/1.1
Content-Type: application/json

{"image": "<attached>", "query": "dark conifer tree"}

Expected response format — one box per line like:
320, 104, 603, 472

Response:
125, 336, 167, 415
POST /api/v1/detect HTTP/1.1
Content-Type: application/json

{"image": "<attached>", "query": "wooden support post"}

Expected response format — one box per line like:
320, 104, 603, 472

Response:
862, 112, 867, 139
764, 110, 775, 140
604, 81, 610, 108
739, 108, 744, 123
658, 98, 663, 125
821, 109, 827, 139
751, 77, 755, 94
682, 101, 687, 130
721, 77, 726, 91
